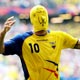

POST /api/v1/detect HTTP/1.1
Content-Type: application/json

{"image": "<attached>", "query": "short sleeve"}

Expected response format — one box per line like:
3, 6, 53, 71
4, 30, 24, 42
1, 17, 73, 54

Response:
3, 31, 33, 55
61, 32, 78, 49
3, 34, 23, 55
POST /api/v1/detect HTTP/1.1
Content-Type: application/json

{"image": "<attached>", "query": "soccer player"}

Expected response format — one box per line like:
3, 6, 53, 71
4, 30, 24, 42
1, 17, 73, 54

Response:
0, 5, 80, 80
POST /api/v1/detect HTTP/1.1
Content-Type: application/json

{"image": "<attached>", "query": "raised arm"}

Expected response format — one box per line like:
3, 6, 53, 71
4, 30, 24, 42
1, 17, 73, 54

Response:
0, 16, 16, 53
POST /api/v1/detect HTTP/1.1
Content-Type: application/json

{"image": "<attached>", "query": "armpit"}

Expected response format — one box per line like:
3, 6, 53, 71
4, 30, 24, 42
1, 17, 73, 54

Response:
74, 40, 80, 49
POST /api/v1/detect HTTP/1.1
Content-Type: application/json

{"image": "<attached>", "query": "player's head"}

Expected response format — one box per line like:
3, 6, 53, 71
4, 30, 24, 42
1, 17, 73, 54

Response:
30, 5, 48, 32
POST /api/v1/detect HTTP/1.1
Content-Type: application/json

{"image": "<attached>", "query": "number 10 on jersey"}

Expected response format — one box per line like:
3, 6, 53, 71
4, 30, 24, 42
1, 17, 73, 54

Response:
29, 43, 40, 53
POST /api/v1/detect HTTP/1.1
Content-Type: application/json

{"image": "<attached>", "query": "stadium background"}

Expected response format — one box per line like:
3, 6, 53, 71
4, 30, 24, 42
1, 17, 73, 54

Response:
0, 0, 80, 80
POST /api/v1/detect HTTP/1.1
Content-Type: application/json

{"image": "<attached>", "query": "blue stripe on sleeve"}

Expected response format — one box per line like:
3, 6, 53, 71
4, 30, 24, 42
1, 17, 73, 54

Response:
4, 31, 33, 55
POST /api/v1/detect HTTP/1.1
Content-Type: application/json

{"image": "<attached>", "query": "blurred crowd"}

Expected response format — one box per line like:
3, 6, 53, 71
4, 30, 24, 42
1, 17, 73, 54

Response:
0, 54, 25, 80
60, 49, 80, 80
0, 0, 80, 17
0, 0, 80, 80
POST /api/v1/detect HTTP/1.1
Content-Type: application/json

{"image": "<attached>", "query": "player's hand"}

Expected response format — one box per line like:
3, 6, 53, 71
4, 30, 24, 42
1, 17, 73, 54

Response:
3, 16, 16, 32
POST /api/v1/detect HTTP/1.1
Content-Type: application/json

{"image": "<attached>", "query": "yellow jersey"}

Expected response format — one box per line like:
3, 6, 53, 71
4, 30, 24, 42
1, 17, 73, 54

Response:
22, 30, 77, 80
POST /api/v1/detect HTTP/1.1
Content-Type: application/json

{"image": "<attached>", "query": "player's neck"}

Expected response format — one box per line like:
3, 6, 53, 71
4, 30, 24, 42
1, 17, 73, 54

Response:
34, 30, 47, 36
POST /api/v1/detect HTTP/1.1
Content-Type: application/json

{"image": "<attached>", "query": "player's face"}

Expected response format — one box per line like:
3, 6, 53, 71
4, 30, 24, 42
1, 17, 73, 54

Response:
30, 5, 48, 32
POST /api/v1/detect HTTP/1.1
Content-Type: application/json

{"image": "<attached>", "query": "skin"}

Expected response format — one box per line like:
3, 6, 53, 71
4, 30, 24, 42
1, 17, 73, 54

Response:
35, 30, 47, 36
74, 40, 80, 49
0, 16, 16, 53
0, 16, 80, 53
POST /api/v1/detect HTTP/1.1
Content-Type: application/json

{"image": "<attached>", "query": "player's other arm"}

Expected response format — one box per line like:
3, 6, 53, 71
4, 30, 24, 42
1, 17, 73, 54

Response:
74, 40, 80, 49
0, 16, 16, 53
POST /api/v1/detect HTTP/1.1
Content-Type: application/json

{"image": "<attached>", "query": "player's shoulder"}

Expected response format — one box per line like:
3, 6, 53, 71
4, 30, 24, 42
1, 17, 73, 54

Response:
49, 30, 65, 35
21, 31, 33, 39
11, 31, 33, 42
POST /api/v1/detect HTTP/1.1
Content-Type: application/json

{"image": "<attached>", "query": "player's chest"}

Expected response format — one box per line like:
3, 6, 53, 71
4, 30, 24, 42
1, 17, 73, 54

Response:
23, 35, 61, 54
